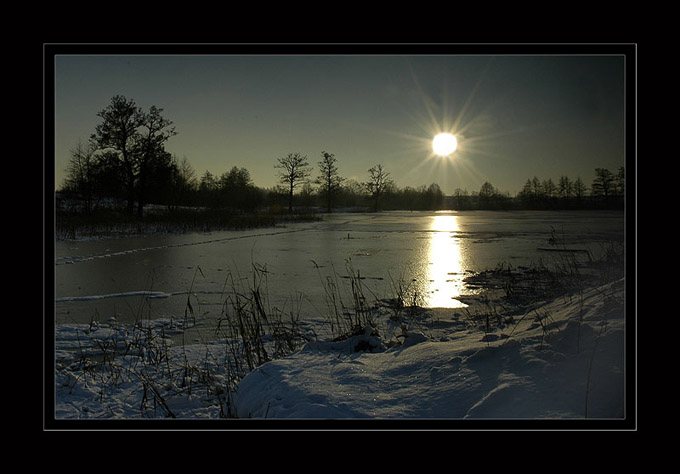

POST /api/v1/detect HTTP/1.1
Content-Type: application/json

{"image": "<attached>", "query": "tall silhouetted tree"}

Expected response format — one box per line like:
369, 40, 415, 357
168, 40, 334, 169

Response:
63, 140, 98, 213
166, 155, 197, 210
592, 168, 615, 202
275, 152, 310, 213
134, 105, 176, 217
365, 164, 392, 212
573, 177, 587, 203
91, 96, 176, 216
558, 176, 573, 199
199, 170, 218, 207
542, 178, 556, 199
91, 95, 142, 214
615, 166, 625, 196
519, 179, 536, 208
316, 151, 344, 213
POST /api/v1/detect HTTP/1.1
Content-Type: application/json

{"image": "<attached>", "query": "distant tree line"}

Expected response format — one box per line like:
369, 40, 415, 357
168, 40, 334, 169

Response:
516, 167, 625, 210
59, 95, 625, 216
447, 167, 625, 211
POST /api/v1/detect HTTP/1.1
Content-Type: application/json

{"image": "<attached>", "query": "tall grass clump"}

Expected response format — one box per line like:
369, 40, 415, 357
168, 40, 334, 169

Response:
385, 271, 424, 322
56, 261, 314, 419
214, 263, 311, 380
312, 259, 383, 341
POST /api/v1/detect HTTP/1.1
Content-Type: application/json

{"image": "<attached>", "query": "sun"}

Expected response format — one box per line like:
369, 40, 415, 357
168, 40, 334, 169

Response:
432, 133, 458, 156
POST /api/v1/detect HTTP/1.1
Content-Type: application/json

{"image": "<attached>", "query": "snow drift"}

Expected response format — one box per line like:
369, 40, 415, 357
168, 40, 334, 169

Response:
53, 276, 626, 421
233, 279, 626, 419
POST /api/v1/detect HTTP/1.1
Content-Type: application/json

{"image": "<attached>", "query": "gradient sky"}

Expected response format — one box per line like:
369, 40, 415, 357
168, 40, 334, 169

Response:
52, 48, 628, 195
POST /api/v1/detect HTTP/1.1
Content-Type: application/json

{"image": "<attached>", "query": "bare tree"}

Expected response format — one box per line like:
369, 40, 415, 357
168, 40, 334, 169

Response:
167, 155, 197, 210
91, 96, 176, 217
365, 164, 393, 212
275, 152, 310, 213
592, 168, 615, 200
63, 140, 98, 213
91, 95, 143, 214
615, 166, 625, 196
316, 151, 344, 213
175, 155, 197, 190
542, 178, 557, 199
573, 177, 587, 202
558, 176, 573, 200
134, 105, 177, 217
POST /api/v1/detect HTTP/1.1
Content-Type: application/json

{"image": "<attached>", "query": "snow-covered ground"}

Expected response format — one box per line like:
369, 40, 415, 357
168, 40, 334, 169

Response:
52, 276, 627, 421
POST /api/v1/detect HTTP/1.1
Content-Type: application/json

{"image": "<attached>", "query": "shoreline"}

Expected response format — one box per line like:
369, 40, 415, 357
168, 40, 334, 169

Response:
52, 262, 626, 420
50, 210, 627, 421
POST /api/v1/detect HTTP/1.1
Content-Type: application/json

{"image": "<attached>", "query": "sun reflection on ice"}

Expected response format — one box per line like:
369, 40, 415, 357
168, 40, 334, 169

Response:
425, 212, 468, 309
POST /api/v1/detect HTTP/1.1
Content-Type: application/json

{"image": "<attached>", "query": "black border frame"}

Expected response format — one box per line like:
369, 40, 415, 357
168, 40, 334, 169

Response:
43, 43, 637, 437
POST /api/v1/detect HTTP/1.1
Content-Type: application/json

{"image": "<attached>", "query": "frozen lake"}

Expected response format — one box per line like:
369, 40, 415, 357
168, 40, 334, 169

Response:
53, 210, 624, 343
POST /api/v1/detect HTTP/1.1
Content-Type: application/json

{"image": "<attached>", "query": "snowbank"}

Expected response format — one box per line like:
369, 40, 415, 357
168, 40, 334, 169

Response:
53, 279, 626, 421
233, 279, 626, 419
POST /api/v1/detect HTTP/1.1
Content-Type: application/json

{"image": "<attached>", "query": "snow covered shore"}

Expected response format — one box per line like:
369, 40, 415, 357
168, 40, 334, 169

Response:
52, 275, 627, 422
234, 279, 626, 419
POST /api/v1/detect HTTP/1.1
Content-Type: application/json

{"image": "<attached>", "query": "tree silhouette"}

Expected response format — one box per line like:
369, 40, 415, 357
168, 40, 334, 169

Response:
478, 181, 497, 208
91, 96, 176, 216
592, 168, 615, 201
558, 176, 573, 199
166, 155, 197, 210
615, 167, 625, 196
316, 151, 344, 213
63, 140, 98, 213
275, 152, 310, 213
218, 166, 258, 211
365, 164, 393, 212
134, 105, 177, 217
573, 177, 587, 202
91, 95, 142, 214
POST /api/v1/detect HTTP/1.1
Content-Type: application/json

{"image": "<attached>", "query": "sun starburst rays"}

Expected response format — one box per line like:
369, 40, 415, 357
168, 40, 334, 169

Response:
394, 62, 523, 193
358, 59, 523, 194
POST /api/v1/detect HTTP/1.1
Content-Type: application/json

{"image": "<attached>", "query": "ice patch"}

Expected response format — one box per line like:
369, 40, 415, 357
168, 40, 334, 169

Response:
56, 291, 174, 302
